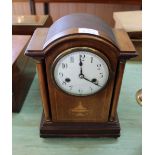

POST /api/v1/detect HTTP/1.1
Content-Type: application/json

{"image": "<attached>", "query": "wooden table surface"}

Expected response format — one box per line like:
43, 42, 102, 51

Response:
113, 11, 142, 32
12, 61, 142, 155
12, 15, 53, 35
12, 15, 49, 26
12, 35, 31, 65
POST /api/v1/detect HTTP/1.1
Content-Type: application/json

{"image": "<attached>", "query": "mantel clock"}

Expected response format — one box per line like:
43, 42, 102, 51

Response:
25, 13, 137, 138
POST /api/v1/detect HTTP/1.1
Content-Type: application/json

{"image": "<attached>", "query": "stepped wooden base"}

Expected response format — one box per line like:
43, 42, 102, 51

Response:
40, 113, 120, 138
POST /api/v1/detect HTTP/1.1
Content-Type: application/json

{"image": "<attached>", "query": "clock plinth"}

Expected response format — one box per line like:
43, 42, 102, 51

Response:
40, 112, 120, 138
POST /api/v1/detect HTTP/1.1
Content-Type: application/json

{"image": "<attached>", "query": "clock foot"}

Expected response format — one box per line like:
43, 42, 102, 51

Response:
40, 113, 120, 138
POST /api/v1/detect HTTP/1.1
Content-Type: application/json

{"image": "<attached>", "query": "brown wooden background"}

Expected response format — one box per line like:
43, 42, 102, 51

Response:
12, 0, 141, 26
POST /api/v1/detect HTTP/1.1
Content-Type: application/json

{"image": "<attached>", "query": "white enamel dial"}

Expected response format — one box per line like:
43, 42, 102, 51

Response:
53, 48, 110, 96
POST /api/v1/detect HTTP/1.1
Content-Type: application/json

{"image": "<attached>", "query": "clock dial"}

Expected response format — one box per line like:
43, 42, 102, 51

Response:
53, 48, 110, 96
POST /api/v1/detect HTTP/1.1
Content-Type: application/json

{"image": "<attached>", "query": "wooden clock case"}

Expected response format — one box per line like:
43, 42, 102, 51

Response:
25, 13, 137, 138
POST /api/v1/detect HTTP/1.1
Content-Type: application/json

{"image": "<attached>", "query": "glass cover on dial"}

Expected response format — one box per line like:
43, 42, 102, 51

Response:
53, 48, 110, 96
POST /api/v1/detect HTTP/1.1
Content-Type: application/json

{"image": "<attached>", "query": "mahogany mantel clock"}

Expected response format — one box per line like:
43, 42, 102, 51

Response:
25, 13, 137, 138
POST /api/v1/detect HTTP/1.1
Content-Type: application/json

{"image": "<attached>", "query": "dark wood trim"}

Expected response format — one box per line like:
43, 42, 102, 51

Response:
44, 2, 49, 14
29, 0, 36, 15
25, 28, 120, 58
26, 29, 137, 60
113, 29, 136, 53
36, 61, 51, 121
109, 61, 126, 121
25, 28, 49, 54
128, 31, 142, 39
40, 112, 120, 138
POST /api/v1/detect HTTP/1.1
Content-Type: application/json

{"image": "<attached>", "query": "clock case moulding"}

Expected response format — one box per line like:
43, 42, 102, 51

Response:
25, 13, 137, 138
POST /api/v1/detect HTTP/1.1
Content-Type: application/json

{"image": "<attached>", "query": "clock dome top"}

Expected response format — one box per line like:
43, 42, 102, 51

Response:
25, 13, 137, 60
43, 13, 117, 49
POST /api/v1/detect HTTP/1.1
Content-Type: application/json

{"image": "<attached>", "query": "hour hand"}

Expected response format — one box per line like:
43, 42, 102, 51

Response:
79, 55, 83, 66
79, 55, 83, 75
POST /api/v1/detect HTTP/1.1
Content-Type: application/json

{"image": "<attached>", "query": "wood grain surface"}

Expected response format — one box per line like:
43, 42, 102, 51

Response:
110, 61, 125, 121
26, 28, 48, 52
25, 14, 137, 138
12, 15, 52, 35
45, 39, 118, 122
13, 0, 142, 5
36, 61, 51, 121
113, 29, 136, 53
12, 35, 31, 64
26, 28, 137, 60
12, 35, 36, 112
12, 1, 140, 26
13, 15, 49, 25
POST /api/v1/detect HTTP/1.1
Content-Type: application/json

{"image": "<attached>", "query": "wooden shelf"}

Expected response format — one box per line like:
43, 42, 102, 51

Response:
13, 0, 142, 5
12, 15, 53, 35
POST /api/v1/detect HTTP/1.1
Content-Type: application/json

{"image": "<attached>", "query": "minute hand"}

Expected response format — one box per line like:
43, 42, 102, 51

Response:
82, 76, 102, 87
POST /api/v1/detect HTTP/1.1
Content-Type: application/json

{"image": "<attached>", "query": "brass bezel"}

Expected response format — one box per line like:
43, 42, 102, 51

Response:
51, 47, 112, 97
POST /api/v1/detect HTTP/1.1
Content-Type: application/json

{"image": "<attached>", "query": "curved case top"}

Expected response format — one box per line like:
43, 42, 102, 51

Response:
25, 13, 137, 60
43, 13, 117, 48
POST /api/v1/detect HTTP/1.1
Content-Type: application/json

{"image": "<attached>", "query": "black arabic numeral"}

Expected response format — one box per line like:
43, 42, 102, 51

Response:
80, 54, 85, 61
100, 73, 103, 78
62, 63, 68, 69
69, 85, 73, 90
97, 64, 102, 70
59, 72, 63, 77
62, 81, 66, 85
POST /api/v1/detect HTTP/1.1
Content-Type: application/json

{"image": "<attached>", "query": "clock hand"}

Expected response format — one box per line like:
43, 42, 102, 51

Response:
79, 55, 83, 75
79, 55, 101, 87
82, 76, 102, 87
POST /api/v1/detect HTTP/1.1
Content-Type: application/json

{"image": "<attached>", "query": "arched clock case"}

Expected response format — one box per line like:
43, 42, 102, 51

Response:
25, 13, 137, 138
